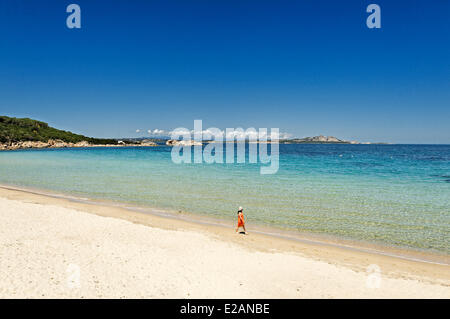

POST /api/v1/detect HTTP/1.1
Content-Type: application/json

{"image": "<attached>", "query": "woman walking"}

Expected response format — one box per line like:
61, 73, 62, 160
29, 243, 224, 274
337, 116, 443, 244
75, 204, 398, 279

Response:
235, 206, 247, 234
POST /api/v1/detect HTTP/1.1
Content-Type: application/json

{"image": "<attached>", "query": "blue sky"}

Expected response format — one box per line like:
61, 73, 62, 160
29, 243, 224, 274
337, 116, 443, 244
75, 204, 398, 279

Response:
0, 0, 449, 143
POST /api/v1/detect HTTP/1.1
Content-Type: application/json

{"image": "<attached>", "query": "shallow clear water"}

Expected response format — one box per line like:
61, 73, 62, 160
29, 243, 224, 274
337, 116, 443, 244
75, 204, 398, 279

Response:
0, 144, 449, 254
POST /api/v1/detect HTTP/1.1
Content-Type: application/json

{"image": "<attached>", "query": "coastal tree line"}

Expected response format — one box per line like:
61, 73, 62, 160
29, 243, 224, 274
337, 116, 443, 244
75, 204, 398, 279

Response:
0, 116, 117, 145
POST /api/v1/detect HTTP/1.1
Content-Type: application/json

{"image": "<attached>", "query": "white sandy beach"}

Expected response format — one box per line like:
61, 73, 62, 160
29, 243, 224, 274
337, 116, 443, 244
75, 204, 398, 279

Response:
0, 187, 449, 299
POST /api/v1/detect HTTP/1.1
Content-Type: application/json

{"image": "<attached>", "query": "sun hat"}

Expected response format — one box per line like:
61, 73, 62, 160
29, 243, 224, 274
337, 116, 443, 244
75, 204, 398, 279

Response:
238, 206, 243, 211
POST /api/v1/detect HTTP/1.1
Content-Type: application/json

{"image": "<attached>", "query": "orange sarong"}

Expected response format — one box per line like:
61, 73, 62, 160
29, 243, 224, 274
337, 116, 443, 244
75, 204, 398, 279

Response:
237, 213, 245, 227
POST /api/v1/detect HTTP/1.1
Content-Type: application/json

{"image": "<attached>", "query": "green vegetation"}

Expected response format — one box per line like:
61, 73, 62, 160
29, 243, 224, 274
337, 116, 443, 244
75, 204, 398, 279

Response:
0, 116, 118, 145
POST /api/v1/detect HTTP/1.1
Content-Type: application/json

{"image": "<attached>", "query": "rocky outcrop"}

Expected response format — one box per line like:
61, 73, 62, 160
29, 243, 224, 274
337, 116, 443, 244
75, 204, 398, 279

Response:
281, 135, 361, 144
166, 140, 176, 146
0, 139, 158, 151
139, 140, 158, 147
73, 141, 90, 147
166, 139, 202, 146
303, 135, 344, 143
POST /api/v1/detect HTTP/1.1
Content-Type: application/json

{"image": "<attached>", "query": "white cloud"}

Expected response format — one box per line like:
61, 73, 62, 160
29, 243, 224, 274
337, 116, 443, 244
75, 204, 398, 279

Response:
168, 127, 291, 140
279, 132, 292, 139
152, 129, 165, 135
170, 128, 191, 135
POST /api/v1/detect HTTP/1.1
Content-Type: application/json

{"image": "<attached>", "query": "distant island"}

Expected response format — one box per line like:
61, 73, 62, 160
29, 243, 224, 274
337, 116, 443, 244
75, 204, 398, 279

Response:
279, 135, 386, 144
164, 135, 387, 146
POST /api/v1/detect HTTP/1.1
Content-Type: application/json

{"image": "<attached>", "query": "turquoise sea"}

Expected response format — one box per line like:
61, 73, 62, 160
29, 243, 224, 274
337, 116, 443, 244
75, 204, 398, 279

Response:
0, 144, 449, 254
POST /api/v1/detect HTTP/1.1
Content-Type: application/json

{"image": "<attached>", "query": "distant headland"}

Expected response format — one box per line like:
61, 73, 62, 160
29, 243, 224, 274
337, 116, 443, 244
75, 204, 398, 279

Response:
0, 116, 387, 151
0, 116, 156, 151
279, 135, 387, 145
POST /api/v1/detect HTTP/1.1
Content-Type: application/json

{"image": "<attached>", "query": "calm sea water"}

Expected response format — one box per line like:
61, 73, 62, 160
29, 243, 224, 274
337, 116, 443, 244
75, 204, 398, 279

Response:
0, 144, 449, 254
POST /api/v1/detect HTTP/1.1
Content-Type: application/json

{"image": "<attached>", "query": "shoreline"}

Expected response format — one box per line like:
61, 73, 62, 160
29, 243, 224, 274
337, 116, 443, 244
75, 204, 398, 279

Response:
0, 183, 448, 267
1, 184, 449, 291
0, 140, 160, 151
1, 186, 449, 298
